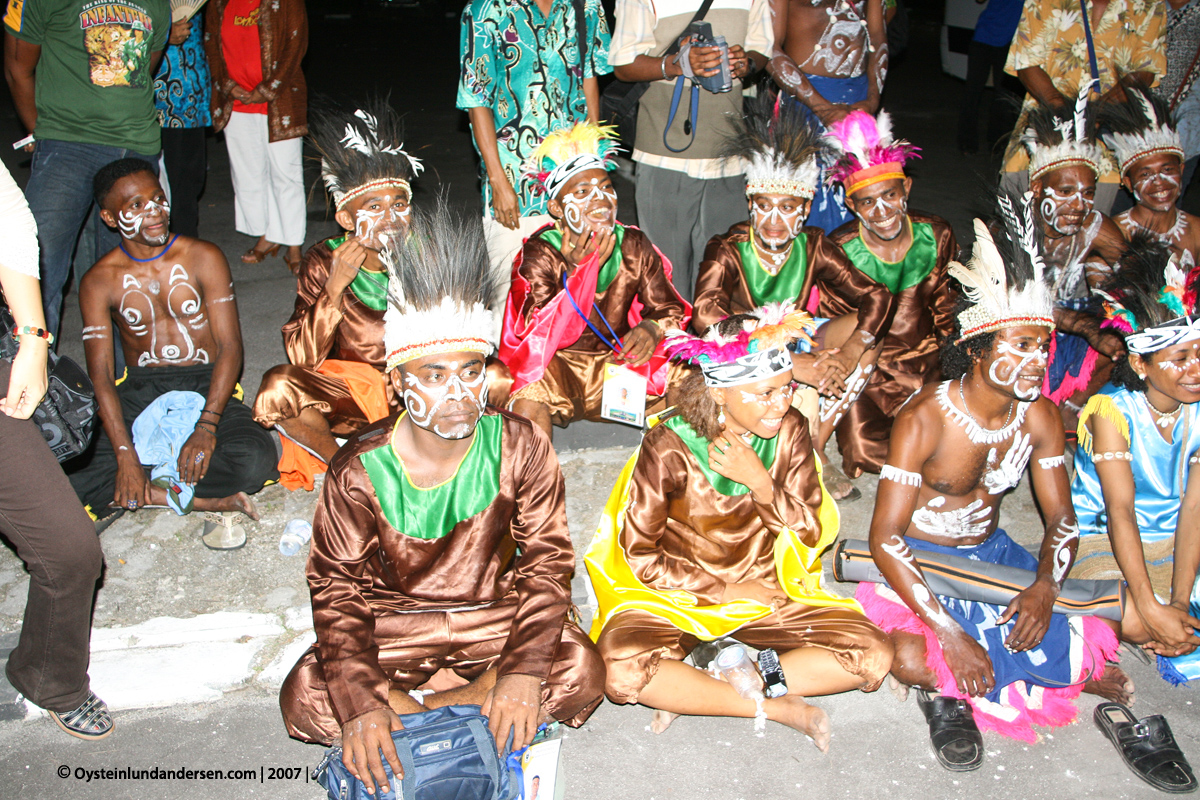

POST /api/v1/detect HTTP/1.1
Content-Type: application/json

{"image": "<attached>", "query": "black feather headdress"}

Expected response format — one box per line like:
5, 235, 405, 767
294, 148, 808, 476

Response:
1021, 84, 1104, 181
721, 89, 825, 199
311, 96, 423, 211
1097, 83, 1184, 176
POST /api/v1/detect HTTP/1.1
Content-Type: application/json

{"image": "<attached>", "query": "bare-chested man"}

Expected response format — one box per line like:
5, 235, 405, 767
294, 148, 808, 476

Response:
767, 0, 892, 232
68, 159, 278, 548
1102, 85, 1200, 267
856, 209, 1129, 771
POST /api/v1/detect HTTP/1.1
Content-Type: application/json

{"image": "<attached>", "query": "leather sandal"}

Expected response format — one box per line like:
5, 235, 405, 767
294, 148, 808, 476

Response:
916, 689, 984, 772
241, 242, 281, 264
201, 511, 247, 550
1095, 702, 1198, 793
49, 691, 114, 740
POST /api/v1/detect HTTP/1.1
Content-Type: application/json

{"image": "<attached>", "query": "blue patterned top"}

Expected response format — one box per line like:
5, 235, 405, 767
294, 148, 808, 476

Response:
154, 18, 212, 129
457, 0, 611, 217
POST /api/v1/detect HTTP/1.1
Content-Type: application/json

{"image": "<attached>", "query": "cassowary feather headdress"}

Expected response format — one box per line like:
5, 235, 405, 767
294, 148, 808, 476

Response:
824, 109, 921, 195
1099, 233, 1200, 354
381, 198, 504, 371
722, 90, 825, 200
1098, 83, 1185, 177
1022, 83, 1104, 181
311, 97, 424, 212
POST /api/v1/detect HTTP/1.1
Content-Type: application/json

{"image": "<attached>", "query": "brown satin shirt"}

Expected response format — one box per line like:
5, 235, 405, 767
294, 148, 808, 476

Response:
621, 410, 823, 606
517, 226, 687, 354
282, 240, 387, 371
824, 211, 960, 414
693, 222, 897, 336
307, 410, 575, 724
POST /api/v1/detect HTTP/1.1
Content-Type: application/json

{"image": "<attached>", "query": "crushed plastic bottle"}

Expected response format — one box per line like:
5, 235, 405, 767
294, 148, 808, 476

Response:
279, 518, 313, 556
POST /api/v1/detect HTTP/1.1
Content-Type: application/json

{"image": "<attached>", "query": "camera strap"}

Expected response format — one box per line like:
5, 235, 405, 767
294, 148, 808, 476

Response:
661, 0, 715, 153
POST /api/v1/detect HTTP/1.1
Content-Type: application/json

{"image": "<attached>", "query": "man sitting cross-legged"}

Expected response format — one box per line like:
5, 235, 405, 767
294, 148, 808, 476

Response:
857, 200, 1128, 772
693, 92, 895, 499
279, 206, 603, 793
67, 159, 278, 548
823, 109, 960, 479
254, 100, 423, 490
503, 122, 689, 441
1102, 84, 1200, 267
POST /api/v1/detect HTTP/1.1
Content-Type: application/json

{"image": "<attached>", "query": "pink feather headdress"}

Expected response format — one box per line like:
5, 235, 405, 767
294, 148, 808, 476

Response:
824, 110, 920, 194
665, 303, 816, 387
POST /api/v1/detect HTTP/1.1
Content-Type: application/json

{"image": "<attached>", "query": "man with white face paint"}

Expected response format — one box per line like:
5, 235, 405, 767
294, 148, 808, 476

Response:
822, 108, 959, 480
69, 159, 278, 548
280, 207, 603, 794
854, 198, 1128, 771
254, 101, 429, 490
695, 93, 893, 499
504, 122, 689, 440
1103, 84, 1200, 266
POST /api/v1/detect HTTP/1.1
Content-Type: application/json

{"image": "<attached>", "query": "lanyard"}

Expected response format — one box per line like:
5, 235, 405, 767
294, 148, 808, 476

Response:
561, 271, 622, 352
1078, 0, 1101, 91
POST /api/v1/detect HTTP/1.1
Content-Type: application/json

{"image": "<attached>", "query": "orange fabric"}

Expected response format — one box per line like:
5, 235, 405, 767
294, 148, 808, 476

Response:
276, 360, 390, 490
845, 163, 905, 196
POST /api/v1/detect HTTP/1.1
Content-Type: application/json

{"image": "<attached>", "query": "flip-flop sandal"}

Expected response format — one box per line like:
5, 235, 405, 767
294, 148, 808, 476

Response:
201, 511, 247, 550
917, 689, 984, 772
48, 691, 113, 741
1095, 702, 1198, 793
822, 463, 861, 502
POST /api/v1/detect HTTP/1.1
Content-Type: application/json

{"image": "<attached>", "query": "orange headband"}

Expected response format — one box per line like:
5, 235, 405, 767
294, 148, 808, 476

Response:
844, 162, 906, 196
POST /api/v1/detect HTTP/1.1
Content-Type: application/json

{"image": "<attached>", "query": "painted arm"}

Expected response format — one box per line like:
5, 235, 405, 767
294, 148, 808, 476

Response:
765, 0, 841, 124
3, 32, 39, 135
855, 0, 888, 113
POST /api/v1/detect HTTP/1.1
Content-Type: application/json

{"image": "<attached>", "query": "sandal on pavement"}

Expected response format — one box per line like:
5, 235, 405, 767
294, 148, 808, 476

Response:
241, 242, 281, 264
284, 250, 301, 274
822, 462, 861, 502
201, 511, 247, 550
1095, 702, 1198, 794
49, 691, 113, 741
917, 689, 984, 772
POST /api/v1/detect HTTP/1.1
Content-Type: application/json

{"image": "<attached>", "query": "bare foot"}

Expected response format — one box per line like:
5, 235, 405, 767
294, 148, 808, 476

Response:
219, 492, 259, 521
768, 695, 832, 753
648, 709, 680, 734
888, 675, 909, 703
1083, 664, 1134, 705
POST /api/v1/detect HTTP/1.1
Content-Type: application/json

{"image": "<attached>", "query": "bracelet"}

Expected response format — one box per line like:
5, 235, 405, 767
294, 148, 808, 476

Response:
1093, 450, 1132, 461
200, 409, 223, 418
12, 326, 53, 345
661, 55, 669, 80
195, 420, 218, 434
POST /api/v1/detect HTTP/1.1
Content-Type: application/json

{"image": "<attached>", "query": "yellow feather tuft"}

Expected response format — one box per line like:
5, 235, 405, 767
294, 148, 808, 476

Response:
748, 310, 818, 352
531, 122, 619, 169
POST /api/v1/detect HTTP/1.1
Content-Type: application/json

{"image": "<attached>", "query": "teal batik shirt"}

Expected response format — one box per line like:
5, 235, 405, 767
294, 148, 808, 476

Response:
457, 0, 612, 217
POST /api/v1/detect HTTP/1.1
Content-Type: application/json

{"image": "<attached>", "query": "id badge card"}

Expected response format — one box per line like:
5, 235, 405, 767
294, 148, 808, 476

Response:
600, 363, 647, 427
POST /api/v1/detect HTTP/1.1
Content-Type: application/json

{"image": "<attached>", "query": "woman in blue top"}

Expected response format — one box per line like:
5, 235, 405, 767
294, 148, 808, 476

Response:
154, 15, 211, 238
1071, 237, 1200, 671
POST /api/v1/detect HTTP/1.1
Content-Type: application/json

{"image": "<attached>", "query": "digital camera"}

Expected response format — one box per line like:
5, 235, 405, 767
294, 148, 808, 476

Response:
684, 21, 732, 94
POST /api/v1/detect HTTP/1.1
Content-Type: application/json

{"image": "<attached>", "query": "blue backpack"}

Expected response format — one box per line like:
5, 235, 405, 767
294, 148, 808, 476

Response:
314, 705, 519, 800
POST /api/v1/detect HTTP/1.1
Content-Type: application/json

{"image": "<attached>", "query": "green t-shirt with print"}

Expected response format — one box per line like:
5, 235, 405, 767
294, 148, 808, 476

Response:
5, 0, 170, 153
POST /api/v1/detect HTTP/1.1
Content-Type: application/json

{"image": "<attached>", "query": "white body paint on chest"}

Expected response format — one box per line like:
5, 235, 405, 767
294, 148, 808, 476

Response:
911, 497, 993, 539
981, 432, 1034, 494
119, 266, 210, 367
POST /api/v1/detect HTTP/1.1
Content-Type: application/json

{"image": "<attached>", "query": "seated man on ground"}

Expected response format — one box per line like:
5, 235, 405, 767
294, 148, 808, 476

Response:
280, 206, 604, 792
68, 159, 278, 549
1071, 238, 1200, 685
694, 92, 895, 499
858, 201, 1127, 772
1102, 85, 1200, 267
254, 100, 423, 489
503, 122, 689, 440
1019, 92, 1127, 422
823, 108, 960, 479
586, 305, 893, 752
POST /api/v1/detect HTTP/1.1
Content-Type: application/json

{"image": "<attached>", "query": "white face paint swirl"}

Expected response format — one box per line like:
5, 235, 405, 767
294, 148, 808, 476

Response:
912, 497, 993, 538
751, 205, 806, 248
117, 198, 170, 244
1040, 187, 1090, 236
1049, 519, 1080, 584
981, 432, 1034, 495
355, 205, 411, 248
989, 340, 1047, 400
561, 182, 617, 234
403, 365, 488, 440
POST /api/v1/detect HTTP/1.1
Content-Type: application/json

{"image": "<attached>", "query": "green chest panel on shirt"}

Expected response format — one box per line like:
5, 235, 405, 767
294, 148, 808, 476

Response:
734, 234, 809, 306
327, 235, 389, 311
538, 225, 625, 292
841, 221, 937, 294
359, 414, 503, 539
664, 414, 778, 497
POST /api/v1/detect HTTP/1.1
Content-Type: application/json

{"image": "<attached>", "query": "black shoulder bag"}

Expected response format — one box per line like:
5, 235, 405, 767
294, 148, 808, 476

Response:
600, 0, 716, 148
0, 307, 97, 462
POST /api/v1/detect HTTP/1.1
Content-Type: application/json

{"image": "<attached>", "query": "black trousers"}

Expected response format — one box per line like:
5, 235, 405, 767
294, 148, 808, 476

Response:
160, 127, 207, 239
66, 364, 279, 516
957, 41, 1019, 155
0, 361, 103, 713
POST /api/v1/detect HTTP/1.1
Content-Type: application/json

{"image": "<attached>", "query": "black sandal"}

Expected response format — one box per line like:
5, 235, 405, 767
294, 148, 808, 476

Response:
916, 689, 984, 772
1095, 702, 1198, 794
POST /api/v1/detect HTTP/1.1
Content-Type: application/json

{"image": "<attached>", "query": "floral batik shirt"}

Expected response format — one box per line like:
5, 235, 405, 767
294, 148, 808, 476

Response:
457, 0, 611, 217
154, 17, 212, 128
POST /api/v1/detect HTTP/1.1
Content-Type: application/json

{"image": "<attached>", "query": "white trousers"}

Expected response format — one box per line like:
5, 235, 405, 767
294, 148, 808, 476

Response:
224, 111, 306, 247
482, 213, 552, 341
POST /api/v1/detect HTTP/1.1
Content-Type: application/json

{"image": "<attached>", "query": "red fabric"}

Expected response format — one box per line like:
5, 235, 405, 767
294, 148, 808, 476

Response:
222, 0, 267, 114
499, 224, 691, 396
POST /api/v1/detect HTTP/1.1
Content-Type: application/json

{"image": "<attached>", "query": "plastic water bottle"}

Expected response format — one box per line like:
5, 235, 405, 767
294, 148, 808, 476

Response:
713, 644, 765, 701
279, 518, 313, 556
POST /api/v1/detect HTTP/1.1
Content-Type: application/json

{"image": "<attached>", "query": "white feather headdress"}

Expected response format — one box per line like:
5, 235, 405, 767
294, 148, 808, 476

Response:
951, 193, 1055, 343
1023, 84, 1105, 181
723, 91, 825, 199
1098, 84, 1185, 176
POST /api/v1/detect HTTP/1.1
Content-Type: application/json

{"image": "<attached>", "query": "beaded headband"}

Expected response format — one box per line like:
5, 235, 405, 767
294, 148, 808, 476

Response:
665, 302, 816, 388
